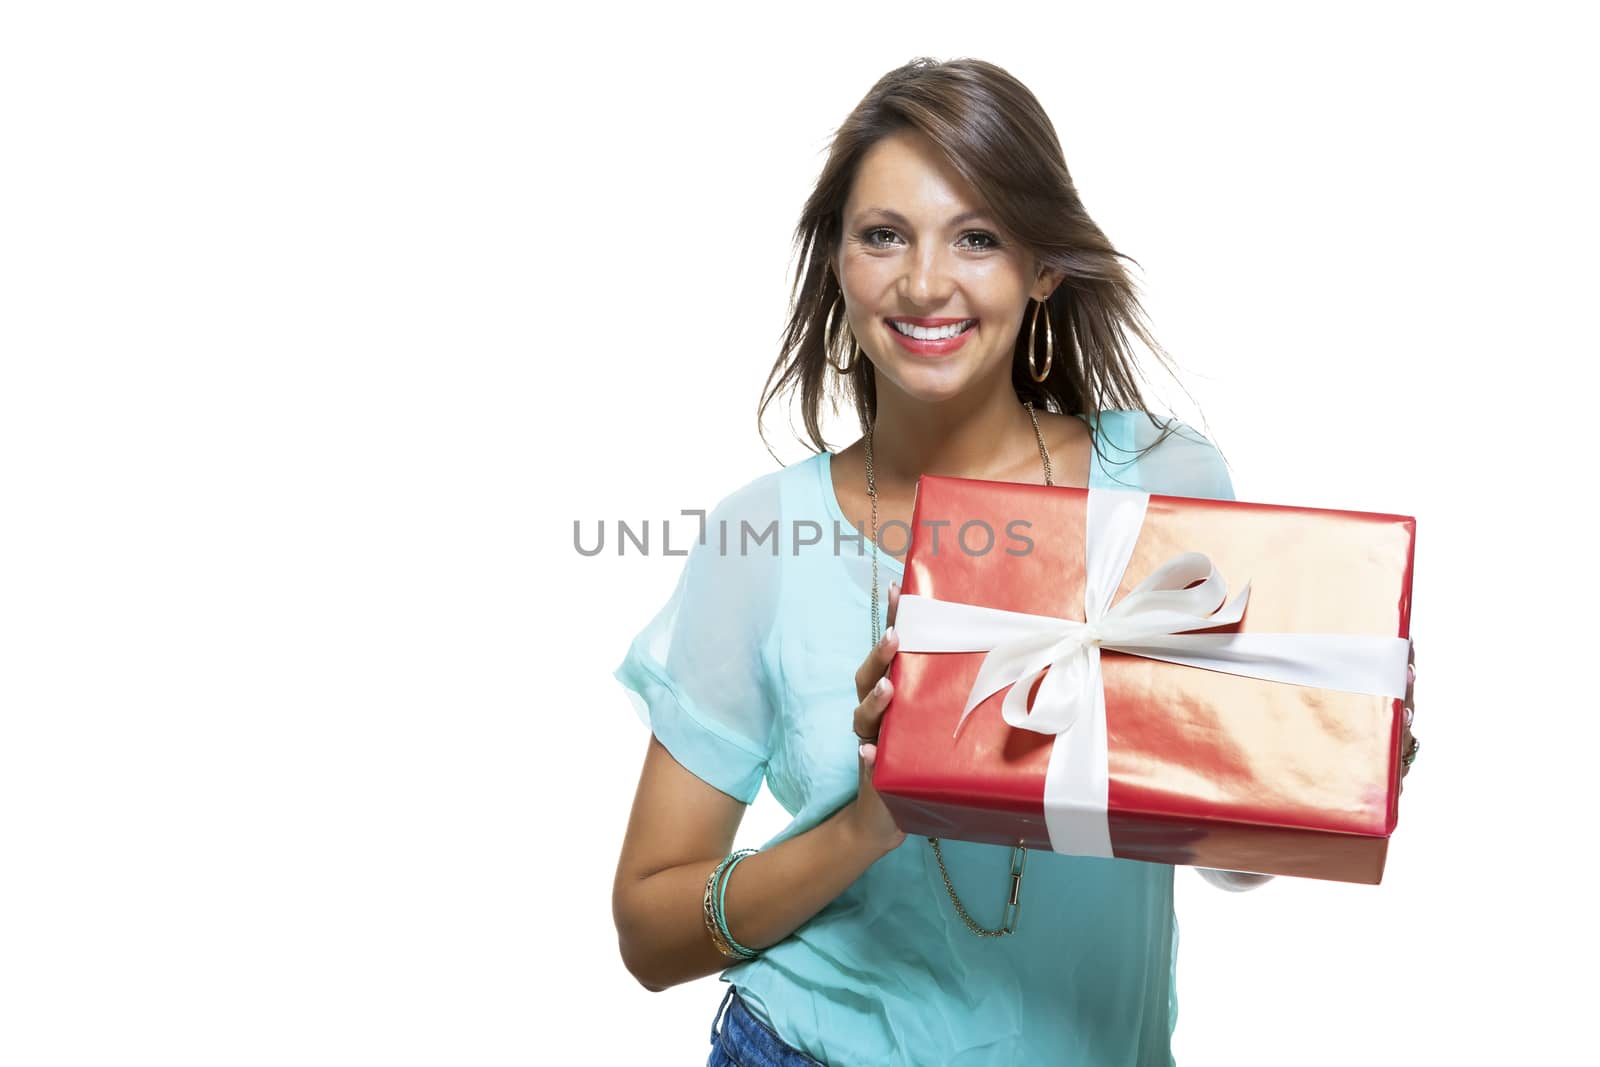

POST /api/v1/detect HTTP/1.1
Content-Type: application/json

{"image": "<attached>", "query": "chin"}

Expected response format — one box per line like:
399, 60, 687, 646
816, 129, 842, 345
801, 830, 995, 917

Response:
888, 381, 979, 408
879, 359, 997, 402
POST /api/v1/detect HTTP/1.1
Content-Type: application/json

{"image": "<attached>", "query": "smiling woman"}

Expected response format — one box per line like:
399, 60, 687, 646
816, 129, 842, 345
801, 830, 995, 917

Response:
609, 56, 1311, 1067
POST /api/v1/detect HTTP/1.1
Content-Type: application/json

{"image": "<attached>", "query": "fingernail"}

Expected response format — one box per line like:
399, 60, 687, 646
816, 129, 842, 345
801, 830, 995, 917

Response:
874, 676, 890, 696
884, 625, 896, 644
1407, 663, 1415, 684
890, 580, 900, 595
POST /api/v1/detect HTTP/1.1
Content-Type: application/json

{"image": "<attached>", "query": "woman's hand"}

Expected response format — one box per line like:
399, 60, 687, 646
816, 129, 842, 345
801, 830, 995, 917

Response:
1399, 639, 1417, 795
847, 579, 908, 856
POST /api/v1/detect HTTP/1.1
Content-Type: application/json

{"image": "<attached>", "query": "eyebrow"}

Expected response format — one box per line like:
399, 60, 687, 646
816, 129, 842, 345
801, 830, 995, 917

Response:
853, 207, 994, 228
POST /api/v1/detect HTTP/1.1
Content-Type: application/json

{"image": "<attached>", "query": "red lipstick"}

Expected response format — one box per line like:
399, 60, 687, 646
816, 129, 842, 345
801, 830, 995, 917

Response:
884, 316, 977, 357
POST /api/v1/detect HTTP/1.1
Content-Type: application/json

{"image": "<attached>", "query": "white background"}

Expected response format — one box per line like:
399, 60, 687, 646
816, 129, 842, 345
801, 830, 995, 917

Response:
2, 2, 1594, 1063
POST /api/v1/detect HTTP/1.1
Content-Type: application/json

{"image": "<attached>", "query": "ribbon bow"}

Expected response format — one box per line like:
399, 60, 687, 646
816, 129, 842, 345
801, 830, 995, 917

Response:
898, 551, 1251, 738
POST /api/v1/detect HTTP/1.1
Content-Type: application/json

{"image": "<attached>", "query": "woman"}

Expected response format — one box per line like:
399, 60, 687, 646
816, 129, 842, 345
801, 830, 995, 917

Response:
611, 57, 1418, 1067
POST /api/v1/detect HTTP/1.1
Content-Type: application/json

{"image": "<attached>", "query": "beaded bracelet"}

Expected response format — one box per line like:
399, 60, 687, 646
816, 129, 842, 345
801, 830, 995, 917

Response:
713, 849, 760, 960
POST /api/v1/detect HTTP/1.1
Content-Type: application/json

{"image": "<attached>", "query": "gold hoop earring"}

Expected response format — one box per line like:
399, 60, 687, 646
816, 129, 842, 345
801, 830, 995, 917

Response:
824, 293, 862, 374
1027, 298, 1054, 383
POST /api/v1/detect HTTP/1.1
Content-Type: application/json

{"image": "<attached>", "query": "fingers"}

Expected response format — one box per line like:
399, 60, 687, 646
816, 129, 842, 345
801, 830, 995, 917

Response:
852, 672, 894, 744
854, 585, 901, 704
1401, 652, 1414, 793
1403, 640, 1415, 729
853, 626, 898, 703
853, 579, 901, 744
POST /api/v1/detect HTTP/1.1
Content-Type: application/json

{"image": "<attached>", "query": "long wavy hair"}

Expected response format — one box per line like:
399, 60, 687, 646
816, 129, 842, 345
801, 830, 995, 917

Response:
758, 56, 1216, 477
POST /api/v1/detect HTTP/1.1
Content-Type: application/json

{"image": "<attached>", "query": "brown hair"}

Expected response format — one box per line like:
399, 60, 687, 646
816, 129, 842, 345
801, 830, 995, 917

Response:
757, 56, 1219, 478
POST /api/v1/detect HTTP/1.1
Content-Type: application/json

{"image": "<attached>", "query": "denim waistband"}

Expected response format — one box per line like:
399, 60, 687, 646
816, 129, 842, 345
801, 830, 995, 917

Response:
711, 985, 827, 1066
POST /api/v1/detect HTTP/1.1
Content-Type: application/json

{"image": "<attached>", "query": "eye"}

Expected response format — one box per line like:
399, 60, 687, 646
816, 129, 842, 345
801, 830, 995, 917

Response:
857, 227, 1001, 250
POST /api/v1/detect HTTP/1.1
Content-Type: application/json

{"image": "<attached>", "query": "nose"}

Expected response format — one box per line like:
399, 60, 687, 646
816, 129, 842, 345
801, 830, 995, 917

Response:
900, 242, 957, 308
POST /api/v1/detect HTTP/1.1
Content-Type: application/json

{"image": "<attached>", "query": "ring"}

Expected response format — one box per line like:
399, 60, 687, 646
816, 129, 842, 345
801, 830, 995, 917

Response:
1402, 735, 1420, 769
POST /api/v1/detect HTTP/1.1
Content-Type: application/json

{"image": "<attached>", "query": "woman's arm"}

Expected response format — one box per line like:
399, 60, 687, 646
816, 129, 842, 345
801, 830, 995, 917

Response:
612, 736, 892, 991
613, 584, 907, 992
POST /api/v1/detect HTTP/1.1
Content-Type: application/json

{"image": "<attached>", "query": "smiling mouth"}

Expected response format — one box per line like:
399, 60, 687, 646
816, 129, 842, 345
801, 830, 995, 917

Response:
885, 318, 977, 341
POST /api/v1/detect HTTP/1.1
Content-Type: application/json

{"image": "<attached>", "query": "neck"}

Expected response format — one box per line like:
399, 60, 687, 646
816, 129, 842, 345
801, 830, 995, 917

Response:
868, 376, 1042, 491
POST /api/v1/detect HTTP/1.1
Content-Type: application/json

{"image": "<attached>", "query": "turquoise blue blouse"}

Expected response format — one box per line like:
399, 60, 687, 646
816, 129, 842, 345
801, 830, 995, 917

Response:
613, 410, 1238, 1066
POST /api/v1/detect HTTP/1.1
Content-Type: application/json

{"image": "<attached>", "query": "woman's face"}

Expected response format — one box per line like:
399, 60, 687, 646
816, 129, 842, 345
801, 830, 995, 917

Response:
834, 129, 1059, 405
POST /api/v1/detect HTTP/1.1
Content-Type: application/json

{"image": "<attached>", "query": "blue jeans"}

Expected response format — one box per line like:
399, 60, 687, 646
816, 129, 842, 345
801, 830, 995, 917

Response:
707, 985, 827, 1066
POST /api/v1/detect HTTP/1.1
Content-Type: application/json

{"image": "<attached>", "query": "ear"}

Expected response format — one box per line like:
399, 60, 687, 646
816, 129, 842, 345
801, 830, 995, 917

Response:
1030, 265, 1066, 303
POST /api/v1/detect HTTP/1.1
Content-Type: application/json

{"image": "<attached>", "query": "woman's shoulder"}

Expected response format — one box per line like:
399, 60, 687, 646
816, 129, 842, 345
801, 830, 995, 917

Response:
1098, 409, 1233, 499
1087, 407, 1208, 440
699, 460, 795, 524
685, 453, 838, 566
1076, 408, 1219, 454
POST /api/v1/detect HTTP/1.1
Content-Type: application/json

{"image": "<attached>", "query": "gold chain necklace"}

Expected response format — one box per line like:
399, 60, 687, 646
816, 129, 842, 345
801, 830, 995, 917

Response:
866, 399, 1053, 938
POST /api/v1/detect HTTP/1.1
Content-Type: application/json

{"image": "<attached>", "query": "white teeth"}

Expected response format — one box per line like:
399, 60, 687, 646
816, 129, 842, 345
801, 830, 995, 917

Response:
890, 319, 974, 341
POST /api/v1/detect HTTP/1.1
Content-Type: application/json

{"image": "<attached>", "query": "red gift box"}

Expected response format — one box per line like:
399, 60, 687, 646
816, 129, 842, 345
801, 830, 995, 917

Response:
872, 475, 1415, 885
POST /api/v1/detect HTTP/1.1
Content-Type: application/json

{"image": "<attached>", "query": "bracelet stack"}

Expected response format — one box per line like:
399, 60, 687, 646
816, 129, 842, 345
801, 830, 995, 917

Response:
702, 848, 761, 961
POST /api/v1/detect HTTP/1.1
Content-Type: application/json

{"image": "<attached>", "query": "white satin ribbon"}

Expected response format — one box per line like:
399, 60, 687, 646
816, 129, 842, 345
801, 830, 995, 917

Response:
892, 486, 1410, 859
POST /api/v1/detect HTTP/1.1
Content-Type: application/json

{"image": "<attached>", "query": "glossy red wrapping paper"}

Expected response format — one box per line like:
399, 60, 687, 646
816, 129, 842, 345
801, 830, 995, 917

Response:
872, 475, 1415, 884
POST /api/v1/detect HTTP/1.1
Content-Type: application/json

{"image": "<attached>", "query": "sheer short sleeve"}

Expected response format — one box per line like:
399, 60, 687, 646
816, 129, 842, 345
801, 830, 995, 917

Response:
611, 471, 783, 804
1125, 413, 1236, 501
